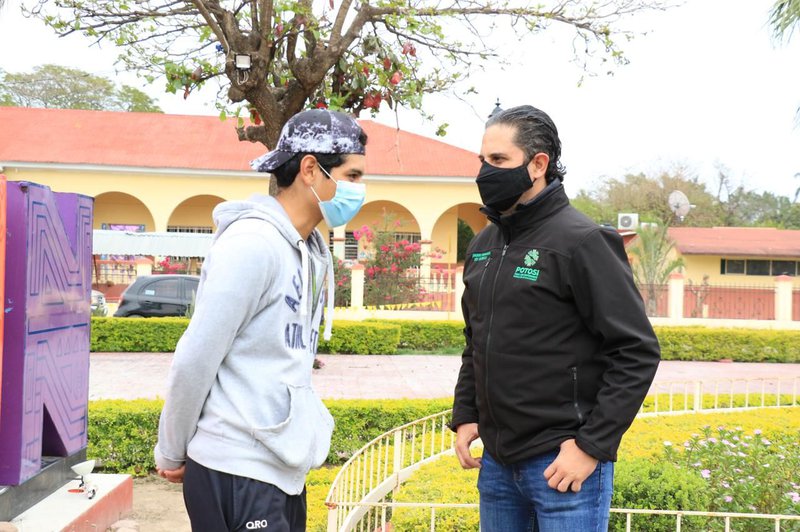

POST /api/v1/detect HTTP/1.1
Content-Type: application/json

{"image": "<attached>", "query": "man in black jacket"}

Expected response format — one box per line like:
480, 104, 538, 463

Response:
451, 105, 660, 531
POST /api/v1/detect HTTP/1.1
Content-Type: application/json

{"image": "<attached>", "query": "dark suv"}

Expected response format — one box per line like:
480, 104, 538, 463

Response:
114, 274, 200, 318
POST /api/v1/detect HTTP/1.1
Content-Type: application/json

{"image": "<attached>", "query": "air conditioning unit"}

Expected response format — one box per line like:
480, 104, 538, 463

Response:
639, 222, 659, 230
617, 213, 639, 230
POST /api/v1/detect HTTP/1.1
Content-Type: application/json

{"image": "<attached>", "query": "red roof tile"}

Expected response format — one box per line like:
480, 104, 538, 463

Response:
668, 227, 800, 257
0, 107, 479, 177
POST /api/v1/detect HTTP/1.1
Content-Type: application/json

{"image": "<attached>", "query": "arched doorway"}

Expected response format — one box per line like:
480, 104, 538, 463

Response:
167, 195, 226, 234
431, 203, 485, 265
93, 191, 155, 232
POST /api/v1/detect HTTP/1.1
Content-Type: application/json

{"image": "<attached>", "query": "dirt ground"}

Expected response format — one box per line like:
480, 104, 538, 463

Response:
128, 475, 190, 531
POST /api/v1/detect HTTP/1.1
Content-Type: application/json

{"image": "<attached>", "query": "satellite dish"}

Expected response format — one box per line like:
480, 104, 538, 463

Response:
668, 190, 692, 221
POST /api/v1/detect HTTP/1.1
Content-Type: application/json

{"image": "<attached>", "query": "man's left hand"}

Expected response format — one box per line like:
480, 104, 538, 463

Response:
543, 439, 598, 493
157, 465, 186, 484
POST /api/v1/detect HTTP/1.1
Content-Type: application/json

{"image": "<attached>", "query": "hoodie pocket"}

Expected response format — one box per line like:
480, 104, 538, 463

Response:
252, 383, 335, 470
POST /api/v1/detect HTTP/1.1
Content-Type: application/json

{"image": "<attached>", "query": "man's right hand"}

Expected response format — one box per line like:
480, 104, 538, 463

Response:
455, 422, 481, 469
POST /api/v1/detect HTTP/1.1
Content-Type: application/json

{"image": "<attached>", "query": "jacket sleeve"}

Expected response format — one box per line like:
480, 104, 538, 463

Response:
568, 228, 660, 461
450, 293, 479, 431
153, 231, 276, 471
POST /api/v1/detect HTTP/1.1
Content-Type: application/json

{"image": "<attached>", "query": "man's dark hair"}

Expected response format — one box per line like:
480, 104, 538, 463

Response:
486, 105, 566, 183
271, 130, 368, 188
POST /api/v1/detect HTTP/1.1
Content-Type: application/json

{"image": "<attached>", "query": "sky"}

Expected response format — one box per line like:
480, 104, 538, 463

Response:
1, 0, 799, 202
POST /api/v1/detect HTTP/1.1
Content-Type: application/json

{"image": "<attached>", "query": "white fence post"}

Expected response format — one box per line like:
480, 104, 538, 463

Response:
420, 239, 432, 281
668, 272, 684, 319
350, 264, 364, 309
455, 266, 464, 321
775, 274, 793, 323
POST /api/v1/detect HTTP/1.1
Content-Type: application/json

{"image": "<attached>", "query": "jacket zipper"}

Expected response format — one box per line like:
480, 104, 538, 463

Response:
571, 366, 584, 423
485, 244, 508, 459
476, 256, 492, 305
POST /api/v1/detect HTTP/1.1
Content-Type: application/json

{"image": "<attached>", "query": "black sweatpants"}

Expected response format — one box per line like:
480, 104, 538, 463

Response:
183, 457, 307, 531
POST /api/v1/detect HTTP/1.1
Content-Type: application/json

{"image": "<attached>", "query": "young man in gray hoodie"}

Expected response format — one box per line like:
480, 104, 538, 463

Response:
154, 109, 368, 531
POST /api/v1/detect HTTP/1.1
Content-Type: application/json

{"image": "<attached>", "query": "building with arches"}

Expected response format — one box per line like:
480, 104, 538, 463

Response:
0, 107, 486, 301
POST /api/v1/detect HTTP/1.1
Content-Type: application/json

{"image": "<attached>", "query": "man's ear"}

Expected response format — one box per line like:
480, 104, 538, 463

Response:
298, 155, 319, 186
528, 152, 549, 182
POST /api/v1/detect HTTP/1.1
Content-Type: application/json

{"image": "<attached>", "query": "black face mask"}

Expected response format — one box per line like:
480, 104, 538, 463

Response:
475, 161, 533, 212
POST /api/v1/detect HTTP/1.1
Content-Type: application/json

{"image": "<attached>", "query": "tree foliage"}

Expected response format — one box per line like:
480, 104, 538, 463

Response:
0, 64, 163, 112
27, 0, 668, 153
573, 168, 721, 227
770, 0, 800, 42
573, 167, 800, 229
628, 224, 683, 316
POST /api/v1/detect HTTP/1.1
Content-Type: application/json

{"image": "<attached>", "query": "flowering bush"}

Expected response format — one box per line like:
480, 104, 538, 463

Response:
153, 256, 187, 274
664, 425, 800, 515
353, 220, 423, 307
332, 258, 351, 307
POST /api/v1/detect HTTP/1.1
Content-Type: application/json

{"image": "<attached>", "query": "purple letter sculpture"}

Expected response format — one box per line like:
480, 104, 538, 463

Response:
0, 181, 93, 485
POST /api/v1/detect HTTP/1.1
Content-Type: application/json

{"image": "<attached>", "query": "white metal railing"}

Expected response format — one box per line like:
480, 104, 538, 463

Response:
640, 376, 799, 416
325, 378, 800, 531
325, 410, 455, 531
329, 503, 800, 531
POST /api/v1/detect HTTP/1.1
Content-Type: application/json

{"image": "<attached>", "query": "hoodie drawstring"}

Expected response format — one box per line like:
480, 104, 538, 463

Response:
298, 239, 310, 319
324, 255, 334, 341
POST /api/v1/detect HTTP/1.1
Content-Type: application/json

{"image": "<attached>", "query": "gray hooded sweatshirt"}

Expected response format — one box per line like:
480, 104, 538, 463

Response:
154, 195, 335, 495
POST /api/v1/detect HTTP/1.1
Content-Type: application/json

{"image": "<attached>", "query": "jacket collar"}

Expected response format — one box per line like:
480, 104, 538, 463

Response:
482, 179, 569, 242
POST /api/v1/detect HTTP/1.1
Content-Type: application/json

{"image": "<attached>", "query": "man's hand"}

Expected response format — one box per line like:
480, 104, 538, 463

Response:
543, 439, 598, 493
157, 465, 186, 484
454, 423, 482, 469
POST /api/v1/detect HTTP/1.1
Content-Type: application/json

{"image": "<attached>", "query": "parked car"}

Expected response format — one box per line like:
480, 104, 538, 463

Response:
114, 274, 200, 318
91, 290, 108, 317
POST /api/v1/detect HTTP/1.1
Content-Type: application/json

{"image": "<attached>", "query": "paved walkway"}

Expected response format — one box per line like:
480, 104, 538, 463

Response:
90, 353, 800, 401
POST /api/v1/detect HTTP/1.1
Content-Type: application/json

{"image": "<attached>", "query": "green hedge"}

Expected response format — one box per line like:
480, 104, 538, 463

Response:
366, 319, 465, 351
91, 317, 188, 353
87, 398, 452, 475
655, 326, 800, 363
91, 318, 400, 355
318, 322, 400, 355
91, 317, 800, 362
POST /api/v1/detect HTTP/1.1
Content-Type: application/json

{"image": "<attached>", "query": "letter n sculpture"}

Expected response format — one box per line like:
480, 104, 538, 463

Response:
0, 180, 93, 486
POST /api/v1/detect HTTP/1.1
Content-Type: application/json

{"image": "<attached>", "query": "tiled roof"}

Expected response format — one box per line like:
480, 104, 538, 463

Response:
668, 227, 800, 257
0, 107, 479, 177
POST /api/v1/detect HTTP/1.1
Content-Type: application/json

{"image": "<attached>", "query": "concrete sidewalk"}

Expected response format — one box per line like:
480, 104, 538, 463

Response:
90, 353, 800, 401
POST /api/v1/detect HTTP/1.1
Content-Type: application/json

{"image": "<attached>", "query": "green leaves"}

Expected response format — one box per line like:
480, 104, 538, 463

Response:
0, 64, 161, 112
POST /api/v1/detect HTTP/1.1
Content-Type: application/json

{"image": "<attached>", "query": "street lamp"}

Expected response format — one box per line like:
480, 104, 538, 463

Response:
488, 98, 503, 119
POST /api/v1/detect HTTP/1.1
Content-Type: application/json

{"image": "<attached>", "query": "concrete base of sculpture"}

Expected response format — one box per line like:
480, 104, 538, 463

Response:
8, 473, 132, 531
0, 450, 87, 521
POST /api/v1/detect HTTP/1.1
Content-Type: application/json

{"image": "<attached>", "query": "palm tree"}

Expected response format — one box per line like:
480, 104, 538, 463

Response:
628, 224, 684, 316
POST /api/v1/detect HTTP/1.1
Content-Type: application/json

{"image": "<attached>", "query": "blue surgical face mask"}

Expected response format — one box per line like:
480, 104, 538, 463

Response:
311, 164, 366, 228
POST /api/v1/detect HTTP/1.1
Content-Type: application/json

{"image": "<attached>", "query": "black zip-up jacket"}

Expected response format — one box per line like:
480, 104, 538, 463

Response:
451, 181, 660, 463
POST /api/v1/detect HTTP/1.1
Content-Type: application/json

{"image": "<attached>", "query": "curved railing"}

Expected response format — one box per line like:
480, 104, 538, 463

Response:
325, 376, 800, 531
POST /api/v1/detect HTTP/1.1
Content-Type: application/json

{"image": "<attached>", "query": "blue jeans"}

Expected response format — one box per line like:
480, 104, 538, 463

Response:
478, 449, 614, 532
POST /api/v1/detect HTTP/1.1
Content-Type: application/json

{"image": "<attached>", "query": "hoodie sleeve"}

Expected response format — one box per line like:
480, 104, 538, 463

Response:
568, 228, 661, 462
154, 230, 277, 471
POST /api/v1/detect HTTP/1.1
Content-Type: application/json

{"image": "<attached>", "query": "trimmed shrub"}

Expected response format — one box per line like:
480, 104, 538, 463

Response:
90, 318, 400, 355
87, 398, 452, 474
317, 321, 400, 355
91, 317, 188, 352
92, 317, 800, 362
655, 326, 800, 363
366, 319, 464, 351
610, 459, 713, 531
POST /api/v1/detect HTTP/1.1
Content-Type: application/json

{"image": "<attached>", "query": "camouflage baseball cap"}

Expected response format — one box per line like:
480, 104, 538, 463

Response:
250, 109, 365, 173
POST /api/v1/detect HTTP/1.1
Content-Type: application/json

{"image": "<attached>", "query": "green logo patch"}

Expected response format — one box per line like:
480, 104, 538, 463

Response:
524, 249, 539, 267
472, 251, 491, 262
513, 267, 540, 281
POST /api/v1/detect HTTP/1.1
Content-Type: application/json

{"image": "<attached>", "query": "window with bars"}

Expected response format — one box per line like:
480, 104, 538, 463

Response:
721, 258, 797, 276
167, 225, 213, 234
328, 231, 359, 260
